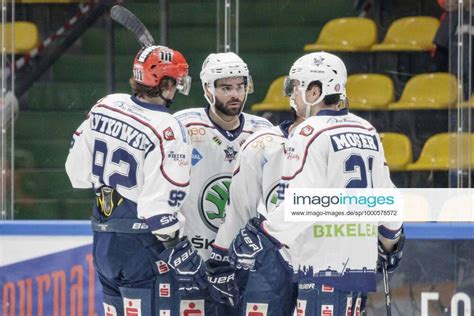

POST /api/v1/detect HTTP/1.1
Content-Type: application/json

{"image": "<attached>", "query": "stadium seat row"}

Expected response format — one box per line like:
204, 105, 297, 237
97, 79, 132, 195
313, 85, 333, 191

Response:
5, 16, 439, 56
252, 72, 459, 112
382, 133, 474, 172
304, 16, 439, 53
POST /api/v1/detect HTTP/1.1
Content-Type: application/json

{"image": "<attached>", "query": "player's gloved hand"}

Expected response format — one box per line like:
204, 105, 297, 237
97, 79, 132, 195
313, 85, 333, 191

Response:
377, 229, 405, 273
206, 245, 240, 307
159, 237, 208, 291
229, 217, 281, 271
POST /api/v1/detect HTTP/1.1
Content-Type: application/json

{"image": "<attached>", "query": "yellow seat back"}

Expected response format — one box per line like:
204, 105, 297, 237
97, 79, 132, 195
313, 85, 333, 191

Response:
347, 74, 394, 110
380, 133, 413, 171
388, 73, 457, 110
1, 22, 39, 53
305, 17, 377, 52
371, 16, 439, 51
407, 133, 474, 171
251, 76, 290, 112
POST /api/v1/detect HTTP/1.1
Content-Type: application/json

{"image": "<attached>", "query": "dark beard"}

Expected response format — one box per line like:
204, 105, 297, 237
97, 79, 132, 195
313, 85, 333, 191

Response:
215, 98, 243, 116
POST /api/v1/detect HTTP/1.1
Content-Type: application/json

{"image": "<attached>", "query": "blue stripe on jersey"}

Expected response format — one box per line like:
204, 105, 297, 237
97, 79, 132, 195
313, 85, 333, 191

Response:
131, 96, 169, 112
279, 120, 293, 138
316, 108, 348, 116
205, 106, 246, 141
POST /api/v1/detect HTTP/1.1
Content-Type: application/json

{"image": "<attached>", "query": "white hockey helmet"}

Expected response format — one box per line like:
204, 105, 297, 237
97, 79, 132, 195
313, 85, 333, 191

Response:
283, 52, 347, 117
200, 52, 254, 110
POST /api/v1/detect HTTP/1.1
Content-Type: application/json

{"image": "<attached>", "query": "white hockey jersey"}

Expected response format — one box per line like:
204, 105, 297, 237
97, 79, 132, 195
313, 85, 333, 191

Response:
263, 108, 402, 292
214, 121, 293, 249
174, 107, 272, 258
65, 93, 191, 234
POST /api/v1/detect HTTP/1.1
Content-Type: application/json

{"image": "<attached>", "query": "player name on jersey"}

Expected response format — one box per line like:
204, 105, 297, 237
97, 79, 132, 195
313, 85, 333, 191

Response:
330, 132, 378, 152
90, 112, 154, 152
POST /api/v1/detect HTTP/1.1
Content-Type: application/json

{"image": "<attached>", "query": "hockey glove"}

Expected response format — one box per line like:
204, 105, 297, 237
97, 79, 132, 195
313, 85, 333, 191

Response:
206, 245, 240, 307
229, 217, 281, 271
377, 229, 405, 273
159, 237, 208, 291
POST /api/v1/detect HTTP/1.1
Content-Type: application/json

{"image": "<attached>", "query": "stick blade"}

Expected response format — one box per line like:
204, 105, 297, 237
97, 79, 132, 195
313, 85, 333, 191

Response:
110, 5, 155, 47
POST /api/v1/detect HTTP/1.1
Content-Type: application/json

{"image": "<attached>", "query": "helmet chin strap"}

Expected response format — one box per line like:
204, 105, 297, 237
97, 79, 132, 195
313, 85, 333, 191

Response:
158, 90, 174, 108
295, 86, 325, 119
203, 83, 216, 108
240, 91, 249, 115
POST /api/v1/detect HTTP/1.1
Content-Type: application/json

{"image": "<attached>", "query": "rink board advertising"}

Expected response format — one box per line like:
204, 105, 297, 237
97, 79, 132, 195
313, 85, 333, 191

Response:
1, 221, 473, 315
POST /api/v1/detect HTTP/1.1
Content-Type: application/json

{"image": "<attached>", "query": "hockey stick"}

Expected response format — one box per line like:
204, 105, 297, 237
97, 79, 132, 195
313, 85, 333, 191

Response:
382, 262, 392, 316
110, 5, 155, 47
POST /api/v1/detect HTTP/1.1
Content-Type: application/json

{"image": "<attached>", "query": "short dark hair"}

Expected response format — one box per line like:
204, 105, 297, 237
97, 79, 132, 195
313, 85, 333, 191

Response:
129, 76, 176, 98
307, 80, 341, 106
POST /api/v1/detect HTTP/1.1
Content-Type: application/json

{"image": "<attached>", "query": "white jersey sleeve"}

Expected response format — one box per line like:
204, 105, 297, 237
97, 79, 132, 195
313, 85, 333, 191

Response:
66, 117, 94, 188
374, 133, 403, 237
137, 117, 191, 234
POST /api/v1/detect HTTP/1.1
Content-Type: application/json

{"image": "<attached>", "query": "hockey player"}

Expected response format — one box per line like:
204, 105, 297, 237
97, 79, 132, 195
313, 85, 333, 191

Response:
174, 52, 272, 258
230, 52, 404, 315
173, 52, 272, 311
210, 93, 309, 314
66, 45, 207, 315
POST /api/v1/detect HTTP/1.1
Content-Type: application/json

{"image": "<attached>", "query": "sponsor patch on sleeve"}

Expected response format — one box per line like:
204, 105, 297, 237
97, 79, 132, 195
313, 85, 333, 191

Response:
163, 127, 175, 141
299, 125, 314, 137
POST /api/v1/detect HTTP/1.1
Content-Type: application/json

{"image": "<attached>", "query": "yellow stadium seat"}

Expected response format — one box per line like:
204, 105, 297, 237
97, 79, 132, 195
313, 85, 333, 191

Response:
304, 17, 377, 52
380, 133, 413, 171
347, 74, 394, 110
251, 76, 291, 112
388, 73, 457, 110
407, 133, 474, 171
371, 16, 439, 52
0, 22, 39, 54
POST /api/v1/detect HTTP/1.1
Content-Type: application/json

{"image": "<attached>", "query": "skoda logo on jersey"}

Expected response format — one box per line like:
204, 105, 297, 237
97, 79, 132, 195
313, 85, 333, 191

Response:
191, 148, 203, 166
198, 174, 232, 232
224, 146, 237, 163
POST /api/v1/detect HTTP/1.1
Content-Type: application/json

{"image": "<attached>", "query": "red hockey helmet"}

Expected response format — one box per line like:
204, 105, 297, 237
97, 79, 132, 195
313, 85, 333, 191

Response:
132, 45, 191, 95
